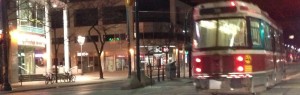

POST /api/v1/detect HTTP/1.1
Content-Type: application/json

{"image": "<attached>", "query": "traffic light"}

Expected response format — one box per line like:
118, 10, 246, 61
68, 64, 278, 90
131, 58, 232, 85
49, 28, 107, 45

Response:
125, 0, 134, 7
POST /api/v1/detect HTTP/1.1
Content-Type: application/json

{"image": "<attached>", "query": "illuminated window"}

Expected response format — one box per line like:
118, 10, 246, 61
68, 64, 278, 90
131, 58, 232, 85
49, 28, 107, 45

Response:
250, 18, 262, 47
264, 22, 273, 50
197, 20, 217, 48
194, 18, 247, 48
218, 19, 246, 47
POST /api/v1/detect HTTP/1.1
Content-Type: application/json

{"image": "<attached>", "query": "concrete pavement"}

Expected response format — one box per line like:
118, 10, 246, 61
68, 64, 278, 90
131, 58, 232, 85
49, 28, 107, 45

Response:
0, 71, 129, 94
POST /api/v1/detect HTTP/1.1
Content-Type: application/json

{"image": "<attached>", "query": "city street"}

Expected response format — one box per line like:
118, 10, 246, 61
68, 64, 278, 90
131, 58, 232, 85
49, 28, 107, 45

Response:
3, 63, 300, 95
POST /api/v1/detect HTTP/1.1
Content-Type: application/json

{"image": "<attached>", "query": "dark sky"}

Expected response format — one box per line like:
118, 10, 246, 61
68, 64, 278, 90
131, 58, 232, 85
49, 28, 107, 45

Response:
182, 0, 300, 47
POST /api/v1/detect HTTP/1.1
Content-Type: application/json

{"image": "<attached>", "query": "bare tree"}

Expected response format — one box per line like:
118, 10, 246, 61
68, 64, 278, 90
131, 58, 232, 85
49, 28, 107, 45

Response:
84, 0, 120, 79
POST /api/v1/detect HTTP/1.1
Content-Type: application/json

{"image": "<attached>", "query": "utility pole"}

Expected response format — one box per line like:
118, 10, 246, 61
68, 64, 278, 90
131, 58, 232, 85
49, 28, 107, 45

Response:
135, 0, 141, 81
125, 0, 133, 78
1, 0, 12, 91
185, 8, 193, 78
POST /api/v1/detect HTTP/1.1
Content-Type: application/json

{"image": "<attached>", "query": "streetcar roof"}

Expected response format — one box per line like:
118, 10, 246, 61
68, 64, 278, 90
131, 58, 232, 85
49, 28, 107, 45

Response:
193, 1, 283, 33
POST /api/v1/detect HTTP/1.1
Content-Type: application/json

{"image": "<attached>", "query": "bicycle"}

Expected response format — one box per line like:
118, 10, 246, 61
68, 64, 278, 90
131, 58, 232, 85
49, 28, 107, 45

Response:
62, 70, 76, 82
45, 73, 55, 85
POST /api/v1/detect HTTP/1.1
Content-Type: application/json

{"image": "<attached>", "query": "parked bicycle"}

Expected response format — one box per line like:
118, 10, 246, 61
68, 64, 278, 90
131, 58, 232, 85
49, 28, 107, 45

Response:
45, 73, 55, 85
62, 70, 76, 82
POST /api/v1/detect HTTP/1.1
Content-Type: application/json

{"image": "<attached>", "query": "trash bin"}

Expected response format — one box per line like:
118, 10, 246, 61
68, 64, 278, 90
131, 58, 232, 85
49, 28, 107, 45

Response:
166, 61, 176, 79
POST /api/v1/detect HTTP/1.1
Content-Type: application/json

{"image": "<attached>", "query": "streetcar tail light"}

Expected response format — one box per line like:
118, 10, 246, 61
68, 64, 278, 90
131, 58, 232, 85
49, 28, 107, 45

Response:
195, 67, 202, 73
193, 57, 202, 73
235, 55, 245, 72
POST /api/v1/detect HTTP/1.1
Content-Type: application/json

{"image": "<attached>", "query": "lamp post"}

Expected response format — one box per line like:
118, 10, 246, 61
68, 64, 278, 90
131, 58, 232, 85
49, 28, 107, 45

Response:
77, 36, 85, 75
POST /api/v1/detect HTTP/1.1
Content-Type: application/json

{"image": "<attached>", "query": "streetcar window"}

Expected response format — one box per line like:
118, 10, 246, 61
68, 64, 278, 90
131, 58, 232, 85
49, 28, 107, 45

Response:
274, 31, 281, 52
218, 19, 247, 47
264, 23, 273, 50
250, 19, 262, 47
194, 18, 247, 48
196, 20, 217, 48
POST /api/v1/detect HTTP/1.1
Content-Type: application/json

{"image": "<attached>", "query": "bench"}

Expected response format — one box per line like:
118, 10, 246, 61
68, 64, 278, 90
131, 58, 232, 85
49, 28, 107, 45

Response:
19, 73, 74, 86
19, 74, 45, 86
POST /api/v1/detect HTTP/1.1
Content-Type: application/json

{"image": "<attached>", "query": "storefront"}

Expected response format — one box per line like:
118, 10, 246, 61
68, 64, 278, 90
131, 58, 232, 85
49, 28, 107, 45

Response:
12, 31, 46, 75
76, 52, 100, 73
104, 54, 127, 72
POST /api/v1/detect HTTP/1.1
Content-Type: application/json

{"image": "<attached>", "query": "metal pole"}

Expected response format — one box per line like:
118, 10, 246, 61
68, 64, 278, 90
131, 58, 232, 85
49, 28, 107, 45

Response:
54, 29, 58, 83
0, 45, 2, 84
157, 57, 160, 82
176, 49, 180, 78
81, 45, 83, 75
1, 0, 12, 91
126, 5, 131, 78
135, 0, 141, 81
185, 9, 192, 78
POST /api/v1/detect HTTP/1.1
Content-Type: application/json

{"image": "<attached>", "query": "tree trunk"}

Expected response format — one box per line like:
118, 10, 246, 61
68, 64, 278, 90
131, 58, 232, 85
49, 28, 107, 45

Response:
98, 52, 104, 79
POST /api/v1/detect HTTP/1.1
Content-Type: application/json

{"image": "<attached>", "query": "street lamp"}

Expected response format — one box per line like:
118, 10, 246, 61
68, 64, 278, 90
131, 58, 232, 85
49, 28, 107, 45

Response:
289, 35, 295, 39
77, 35, 85, 75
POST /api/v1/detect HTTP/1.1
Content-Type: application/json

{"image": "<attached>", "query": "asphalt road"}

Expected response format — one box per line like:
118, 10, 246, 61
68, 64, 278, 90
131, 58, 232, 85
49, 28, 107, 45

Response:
6, 63, 300, 95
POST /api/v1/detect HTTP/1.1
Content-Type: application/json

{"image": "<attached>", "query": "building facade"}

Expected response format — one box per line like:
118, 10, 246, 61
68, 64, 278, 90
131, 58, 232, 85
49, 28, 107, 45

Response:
5, 0, 192, 83
5, 0, 47, 83
50, 0, 191, 74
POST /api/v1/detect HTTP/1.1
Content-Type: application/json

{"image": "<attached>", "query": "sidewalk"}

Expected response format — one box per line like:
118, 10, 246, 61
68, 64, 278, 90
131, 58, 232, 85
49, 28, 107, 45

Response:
0, 71, 129, 94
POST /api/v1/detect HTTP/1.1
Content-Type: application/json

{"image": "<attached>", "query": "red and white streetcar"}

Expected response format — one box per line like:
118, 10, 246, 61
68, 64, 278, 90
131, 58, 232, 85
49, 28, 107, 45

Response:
192, 1, 286, 94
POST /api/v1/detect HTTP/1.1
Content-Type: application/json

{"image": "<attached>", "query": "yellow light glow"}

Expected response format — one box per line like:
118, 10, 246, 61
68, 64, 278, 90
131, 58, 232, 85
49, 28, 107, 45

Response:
200, 20, 216, 29
13, 32, 46, 47
219, 23, 240, 35
10, 29, 20, 43
10, 29, 19, 38
129, 48, 134, 54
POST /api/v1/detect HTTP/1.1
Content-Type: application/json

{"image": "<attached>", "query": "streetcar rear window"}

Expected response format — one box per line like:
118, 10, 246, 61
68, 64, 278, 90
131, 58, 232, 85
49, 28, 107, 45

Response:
194, 18, 247, 48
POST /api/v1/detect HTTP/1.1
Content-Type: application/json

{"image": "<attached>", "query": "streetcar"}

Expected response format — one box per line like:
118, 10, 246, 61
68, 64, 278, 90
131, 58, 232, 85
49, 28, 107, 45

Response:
192, 1, 286, 94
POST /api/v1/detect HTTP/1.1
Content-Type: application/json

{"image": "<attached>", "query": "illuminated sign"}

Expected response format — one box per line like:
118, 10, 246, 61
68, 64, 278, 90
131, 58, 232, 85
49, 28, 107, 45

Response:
12, 32, 46, 47
77, 52, 88, 56
35, 54, 44, 57
104, 34, 126, 42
